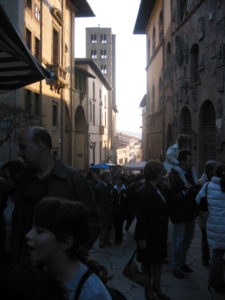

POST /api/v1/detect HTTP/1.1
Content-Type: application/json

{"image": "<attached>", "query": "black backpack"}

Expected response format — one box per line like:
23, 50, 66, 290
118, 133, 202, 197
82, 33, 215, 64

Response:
74, 269, 127, 300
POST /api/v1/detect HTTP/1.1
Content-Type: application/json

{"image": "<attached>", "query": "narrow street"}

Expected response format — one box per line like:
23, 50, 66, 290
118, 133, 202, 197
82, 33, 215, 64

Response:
91, 220, 225, 300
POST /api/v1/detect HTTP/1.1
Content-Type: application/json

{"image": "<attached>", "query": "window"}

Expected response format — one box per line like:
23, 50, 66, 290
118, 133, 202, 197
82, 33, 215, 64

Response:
52, 102, 58, 127
25, 90, 32, 112
89, 102, 92, 122
152, 27, 156, 53
35, 37, 40, 60
101, 65, 107, 74
147, 36, 151, 62
167, 42, 172, 81
26, 28, 31, 50
53, 28, 59, 65
100, 34, 107, 43
34, 5, 40, 20
91, 34, 97, 44
91, 49, 97, 59
167, 42, 171, 62
34, 93, 40, 116
104, 143, 107, 159
151, 85, 155, 113
93, 103, 95, 125
93, 82, 95, 100
100, 106, 102, 126
26, 0, 32, 10
100, 49, 107, 59
104, 111, 106, 127
190, 44, 199, 83
159, 11, 163, 42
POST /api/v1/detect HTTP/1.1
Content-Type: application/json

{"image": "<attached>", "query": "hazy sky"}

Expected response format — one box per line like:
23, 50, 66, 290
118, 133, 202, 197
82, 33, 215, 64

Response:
75, 0, 146, 134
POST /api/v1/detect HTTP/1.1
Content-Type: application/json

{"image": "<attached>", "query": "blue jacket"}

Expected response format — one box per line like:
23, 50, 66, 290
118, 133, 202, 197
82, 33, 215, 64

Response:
206, 177, 225, 249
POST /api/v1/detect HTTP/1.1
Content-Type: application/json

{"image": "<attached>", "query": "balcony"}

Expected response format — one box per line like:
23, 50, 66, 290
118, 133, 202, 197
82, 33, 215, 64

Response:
46, 63, 67, 93
99, 125, 104, 135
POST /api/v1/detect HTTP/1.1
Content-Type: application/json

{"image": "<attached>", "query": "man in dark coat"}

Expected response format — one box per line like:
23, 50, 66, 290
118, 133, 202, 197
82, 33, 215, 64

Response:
95, 171, 113, 248
168, 150, 199, 279
10, 126, 99, 266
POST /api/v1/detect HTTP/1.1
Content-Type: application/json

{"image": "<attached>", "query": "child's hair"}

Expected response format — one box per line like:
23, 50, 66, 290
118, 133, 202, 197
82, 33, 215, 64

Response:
33, 197, 90, 259
214, 162, 225, 192
177, 133, 191, 149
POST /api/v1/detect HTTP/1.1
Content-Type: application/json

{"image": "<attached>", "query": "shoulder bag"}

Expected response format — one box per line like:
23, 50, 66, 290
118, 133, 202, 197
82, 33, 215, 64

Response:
122, 249, 149, 287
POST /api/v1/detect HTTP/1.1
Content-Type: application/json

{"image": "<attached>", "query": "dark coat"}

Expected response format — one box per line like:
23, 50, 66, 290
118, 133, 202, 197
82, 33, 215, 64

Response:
134, 181, 169, 263
10, 159, 99, 267
94, 181, 113, 227
1, 261, 66, 300
112, 185, 129, 220
168, 169, 199, 223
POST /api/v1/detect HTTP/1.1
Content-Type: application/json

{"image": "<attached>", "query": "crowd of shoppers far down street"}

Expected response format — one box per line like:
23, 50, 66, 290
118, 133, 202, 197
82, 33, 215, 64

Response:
0, 126, 225, 299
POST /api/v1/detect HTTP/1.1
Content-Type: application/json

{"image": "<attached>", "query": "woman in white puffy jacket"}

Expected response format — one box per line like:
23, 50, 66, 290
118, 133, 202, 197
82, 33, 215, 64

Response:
206, 162, 225, 293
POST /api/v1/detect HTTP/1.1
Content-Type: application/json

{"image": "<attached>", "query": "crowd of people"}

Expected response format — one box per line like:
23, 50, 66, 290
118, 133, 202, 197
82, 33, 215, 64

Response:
0, 127, 225, 299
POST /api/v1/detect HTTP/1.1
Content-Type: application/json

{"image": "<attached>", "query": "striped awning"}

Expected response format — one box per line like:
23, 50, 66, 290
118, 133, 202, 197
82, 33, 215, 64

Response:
0, 5, 52, 94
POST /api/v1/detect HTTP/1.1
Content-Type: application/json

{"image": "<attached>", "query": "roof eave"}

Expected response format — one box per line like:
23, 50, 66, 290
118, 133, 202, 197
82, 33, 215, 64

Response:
75, 58, 112, 90
133, 0, 156, 34
72, 0, 95, 17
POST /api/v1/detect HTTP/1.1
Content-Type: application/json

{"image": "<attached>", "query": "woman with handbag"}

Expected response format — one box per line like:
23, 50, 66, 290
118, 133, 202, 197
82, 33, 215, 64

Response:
134, 161, 170, 300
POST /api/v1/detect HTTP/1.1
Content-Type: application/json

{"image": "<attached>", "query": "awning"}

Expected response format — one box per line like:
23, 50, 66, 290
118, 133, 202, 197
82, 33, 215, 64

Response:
0, 4, 52, 94
90, 163, 115, 169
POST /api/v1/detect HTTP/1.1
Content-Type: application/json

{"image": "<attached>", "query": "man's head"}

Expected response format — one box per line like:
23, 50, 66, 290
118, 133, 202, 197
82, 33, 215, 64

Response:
144, 160, 164, 181
18, 126, 52, 169
178, 150, 192, 171
177, 133, 191, 150
205, 160, 217, 180
101, 171, 112, 183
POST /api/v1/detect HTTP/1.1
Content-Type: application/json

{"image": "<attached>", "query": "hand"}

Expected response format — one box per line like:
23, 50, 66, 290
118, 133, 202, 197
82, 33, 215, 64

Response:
138, 240, 146, 250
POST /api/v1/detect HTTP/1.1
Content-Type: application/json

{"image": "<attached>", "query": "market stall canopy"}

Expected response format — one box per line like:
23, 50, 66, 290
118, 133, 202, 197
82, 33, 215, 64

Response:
0, 4, 52, 94
90, 163, 115, 169
123, 161, 147, 170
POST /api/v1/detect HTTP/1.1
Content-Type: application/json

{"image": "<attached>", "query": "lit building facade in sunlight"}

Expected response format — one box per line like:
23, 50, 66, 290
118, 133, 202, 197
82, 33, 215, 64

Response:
0, 0, 94, 166
116, 132, 142, 166
74, 58, 112, 170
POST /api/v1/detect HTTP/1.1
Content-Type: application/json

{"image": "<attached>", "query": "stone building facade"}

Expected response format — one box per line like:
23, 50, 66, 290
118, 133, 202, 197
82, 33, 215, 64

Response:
0, 0, 93, 166
134, 0, 225, 173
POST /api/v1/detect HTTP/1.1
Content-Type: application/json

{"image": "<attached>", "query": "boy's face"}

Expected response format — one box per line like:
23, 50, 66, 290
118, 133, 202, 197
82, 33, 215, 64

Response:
26, 225, 63, 265
182, 154, 192, 171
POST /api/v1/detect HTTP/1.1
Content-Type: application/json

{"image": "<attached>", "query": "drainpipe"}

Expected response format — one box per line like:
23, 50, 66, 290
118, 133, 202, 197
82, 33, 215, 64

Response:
162, 0, 165, 159
69, 8, 73, 165
60, 0, 64, 160
39, 0, 43, 125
